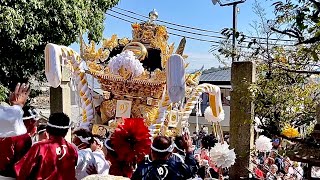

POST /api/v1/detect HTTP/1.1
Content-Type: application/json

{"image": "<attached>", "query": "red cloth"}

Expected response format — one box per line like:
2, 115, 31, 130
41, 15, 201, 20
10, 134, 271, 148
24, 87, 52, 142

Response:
15, 136, 78, 180
0, 133, 32, 177
254, 168, 264, 178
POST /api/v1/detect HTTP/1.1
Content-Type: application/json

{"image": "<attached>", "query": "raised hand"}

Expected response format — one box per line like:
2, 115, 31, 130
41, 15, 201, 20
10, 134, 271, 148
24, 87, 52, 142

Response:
10, 83, 31, 107
86, 164, 98, 175
182, 133, 193, 153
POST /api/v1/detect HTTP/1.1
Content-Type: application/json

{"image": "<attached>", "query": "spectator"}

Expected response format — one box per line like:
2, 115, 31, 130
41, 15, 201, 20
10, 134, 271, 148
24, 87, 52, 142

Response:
266, 164, 278, 180
73, 129, 97, 180
131, 134, 197, 180
90, 135, 110, 175
15, 113, 78, 180
36, 124, 48, 142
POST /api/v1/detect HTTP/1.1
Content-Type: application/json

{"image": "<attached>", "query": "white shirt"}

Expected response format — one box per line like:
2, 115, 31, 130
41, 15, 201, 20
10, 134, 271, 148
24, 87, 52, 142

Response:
0, 105, 26, 137
93, 150, 110, 175
296, 166, 303, 180
76, 148, 97, 180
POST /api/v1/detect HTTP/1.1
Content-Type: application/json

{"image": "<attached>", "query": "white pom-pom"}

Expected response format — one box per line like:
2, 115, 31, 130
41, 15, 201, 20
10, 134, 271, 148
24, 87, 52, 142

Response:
255, 135, 273, 152
210, 143, 236, 168
108, 50, 144, 78
204, 106, 224, 123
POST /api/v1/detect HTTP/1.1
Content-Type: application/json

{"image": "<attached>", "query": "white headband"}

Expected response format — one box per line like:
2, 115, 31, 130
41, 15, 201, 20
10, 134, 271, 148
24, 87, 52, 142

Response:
104, 139, 114, 151
47, 122, 70, 129
23, 109, 40, 121
38, 129, 46, 134
75, 135, 91, 144
93, 137, 103, 145
151, 143, 174, 153
174, 143, 185, 153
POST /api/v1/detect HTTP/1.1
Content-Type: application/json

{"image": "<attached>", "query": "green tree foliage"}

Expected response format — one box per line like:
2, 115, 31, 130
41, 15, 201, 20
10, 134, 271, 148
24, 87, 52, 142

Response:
0, 84, 8, 102
0, 0, 119, 90
272, 0, 320, 44
251, 49, 320, 136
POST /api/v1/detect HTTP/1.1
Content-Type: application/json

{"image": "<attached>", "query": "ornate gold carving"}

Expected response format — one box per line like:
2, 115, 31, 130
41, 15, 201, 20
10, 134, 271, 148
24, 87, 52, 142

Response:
103, 34, 119, 50
82, 12, 203, 137
87, 61, 102, 73
186, 71, 202, 87
82, 40, 109, 62
151, 69, 166, 82
92, 124, 114, 138
118, 66, 132, 80
100, 100, 117, 124
103, 91, 111, 100
119, 37, 130, 46
135, 70, 150, 81
176, 37, 186, 55
142, 106, 159, 127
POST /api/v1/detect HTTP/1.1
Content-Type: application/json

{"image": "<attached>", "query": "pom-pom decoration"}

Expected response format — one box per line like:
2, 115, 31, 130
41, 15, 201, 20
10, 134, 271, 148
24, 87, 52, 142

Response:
210, 143, 236, 168
282, 125, 300, 138
110, 118, 151, 163
204, 106, 224, 123
108, 50, 144, 78
255, 135, 273, 152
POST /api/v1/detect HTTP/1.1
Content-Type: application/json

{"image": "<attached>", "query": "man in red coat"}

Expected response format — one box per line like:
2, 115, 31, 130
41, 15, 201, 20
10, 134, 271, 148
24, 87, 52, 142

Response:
15, 113, 78, 180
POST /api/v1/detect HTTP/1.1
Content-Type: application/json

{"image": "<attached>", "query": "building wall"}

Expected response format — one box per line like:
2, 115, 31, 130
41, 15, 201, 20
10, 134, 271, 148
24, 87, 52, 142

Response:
188, 106, 230, 134
188, 81, 231, 135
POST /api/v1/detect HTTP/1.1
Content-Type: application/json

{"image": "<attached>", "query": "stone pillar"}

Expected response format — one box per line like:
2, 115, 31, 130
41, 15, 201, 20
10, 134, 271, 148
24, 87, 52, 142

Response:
229, 61, 255, 178
50, 67, 72, 142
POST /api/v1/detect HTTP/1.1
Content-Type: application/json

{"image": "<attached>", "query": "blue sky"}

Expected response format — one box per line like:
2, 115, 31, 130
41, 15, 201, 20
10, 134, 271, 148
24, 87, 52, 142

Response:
71, 0, 275, 71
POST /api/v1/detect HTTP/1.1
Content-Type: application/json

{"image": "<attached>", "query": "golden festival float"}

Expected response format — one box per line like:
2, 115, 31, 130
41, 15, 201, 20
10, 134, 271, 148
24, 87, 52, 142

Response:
44, 10, 234, 179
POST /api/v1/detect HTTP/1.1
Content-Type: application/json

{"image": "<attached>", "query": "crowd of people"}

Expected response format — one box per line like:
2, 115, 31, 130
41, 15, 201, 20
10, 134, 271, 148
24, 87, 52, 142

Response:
2, 83, 315, 180
251, 138, 305, 180
0, 83, 226, 180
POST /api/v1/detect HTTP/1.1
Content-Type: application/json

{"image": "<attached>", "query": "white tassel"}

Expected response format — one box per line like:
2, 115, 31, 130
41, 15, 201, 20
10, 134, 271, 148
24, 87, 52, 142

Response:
166, 54, 186, 103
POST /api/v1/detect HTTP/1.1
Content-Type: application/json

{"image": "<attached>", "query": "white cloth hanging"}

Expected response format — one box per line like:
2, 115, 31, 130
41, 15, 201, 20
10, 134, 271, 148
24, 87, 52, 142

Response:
45, 43, 62, 88
166, 54, 186, 103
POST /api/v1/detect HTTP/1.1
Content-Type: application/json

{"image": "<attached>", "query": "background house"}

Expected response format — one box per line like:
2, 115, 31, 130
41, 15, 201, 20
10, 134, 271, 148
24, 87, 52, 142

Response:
188, 68, 231, 134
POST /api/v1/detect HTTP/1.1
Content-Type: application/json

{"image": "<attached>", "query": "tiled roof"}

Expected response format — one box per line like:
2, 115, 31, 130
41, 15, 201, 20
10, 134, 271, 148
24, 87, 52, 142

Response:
200, 68, 231, 82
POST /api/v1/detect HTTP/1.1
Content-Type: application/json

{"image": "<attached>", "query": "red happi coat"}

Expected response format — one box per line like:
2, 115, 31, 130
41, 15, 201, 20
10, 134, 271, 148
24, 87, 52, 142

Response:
0, 133, 32, 177
15, 136, 78, 180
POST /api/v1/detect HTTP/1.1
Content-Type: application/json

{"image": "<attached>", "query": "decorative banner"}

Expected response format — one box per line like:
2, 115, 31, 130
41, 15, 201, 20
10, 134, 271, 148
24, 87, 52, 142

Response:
168, 110, 179, 127
116, 100, 132, 118
92, 124, 115, 138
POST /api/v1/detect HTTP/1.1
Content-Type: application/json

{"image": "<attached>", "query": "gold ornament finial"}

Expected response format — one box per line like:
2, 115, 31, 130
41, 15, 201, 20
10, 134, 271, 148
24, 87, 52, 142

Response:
149, 9, 158, 23
176, 37, 186, 56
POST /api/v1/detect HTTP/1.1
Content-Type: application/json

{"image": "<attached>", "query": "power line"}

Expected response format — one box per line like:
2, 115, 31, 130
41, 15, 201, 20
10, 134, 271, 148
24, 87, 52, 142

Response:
107, 13, 295, 56
113, 6, 296, 42
108, 10, 295, 47
106, 13, 253, 49
113, 7, 221, 34
106, 13, 222, 44
110, 10, 228, 40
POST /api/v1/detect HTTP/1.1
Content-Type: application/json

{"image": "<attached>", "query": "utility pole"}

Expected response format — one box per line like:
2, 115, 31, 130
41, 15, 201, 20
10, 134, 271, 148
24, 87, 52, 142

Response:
212, 0, 246, 62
